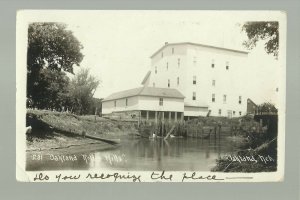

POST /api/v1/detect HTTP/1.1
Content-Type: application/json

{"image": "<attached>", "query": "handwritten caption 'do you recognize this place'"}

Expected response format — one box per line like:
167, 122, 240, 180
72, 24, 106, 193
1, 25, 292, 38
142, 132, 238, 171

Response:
32, 171, 225, 182
30, 153, 225, 182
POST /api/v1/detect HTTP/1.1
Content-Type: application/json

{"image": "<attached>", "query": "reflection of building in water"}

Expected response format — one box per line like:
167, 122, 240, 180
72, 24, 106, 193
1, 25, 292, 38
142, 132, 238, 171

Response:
103, 42, 254, 119
122, 138, 222, 171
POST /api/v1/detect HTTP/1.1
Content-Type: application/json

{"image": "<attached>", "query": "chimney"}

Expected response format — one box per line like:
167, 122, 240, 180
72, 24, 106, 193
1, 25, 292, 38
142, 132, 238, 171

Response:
165, 42, 168, 45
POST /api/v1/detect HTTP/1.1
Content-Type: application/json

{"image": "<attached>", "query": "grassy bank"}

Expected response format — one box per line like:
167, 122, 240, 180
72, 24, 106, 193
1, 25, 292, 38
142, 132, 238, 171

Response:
26, 109, 139, 152
27, 109, 139, 137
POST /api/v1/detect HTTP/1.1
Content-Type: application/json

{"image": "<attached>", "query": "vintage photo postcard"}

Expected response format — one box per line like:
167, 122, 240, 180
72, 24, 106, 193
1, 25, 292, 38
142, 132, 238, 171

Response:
16, 10, 286, 182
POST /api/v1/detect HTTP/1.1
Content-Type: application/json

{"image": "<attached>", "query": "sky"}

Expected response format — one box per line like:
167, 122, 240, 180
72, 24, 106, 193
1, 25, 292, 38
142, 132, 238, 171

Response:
24, 11, 284, 106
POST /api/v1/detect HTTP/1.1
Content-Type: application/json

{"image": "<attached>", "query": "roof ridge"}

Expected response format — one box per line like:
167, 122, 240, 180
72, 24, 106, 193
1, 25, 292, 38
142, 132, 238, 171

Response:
150, 42, 248, 58
103, 86, 185, 102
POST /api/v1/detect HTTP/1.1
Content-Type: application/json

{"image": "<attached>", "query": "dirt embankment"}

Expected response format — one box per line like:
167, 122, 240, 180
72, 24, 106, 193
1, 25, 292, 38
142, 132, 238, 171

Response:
26, 110, 139, 152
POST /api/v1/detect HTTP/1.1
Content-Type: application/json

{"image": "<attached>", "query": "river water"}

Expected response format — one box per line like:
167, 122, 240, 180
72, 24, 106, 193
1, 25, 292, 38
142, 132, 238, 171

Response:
26, 135, 241, 171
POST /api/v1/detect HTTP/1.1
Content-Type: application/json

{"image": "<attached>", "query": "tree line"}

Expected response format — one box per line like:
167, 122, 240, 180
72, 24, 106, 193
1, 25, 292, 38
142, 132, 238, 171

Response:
26, 22, 101, 115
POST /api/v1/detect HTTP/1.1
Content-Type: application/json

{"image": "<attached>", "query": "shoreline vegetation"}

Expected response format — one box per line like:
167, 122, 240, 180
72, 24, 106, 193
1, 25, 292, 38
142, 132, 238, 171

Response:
26, 109, 139, 154
182, 115, 277, 172
212, 137, 277, 172
211, 115, 278, 172
26, 109, 277, 172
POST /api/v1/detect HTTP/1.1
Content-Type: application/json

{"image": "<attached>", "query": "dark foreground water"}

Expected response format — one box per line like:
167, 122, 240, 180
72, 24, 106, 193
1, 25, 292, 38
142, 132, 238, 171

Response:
26, 136, 240, 171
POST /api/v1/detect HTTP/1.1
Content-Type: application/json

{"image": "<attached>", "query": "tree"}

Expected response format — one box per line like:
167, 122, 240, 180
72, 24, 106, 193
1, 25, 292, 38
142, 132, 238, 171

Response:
242, 22, 279, 58
27, 22, 84, 108
31, 68, 70, 110
68, 68, 100, 115
258, 102, 278, 114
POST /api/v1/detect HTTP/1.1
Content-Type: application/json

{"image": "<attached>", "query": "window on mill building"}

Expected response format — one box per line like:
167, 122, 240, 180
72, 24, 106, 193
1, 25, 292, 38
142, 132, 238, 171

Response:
211, 59, 215, 68
193, 56, 197, 64
159, 98, 163, 106
193, 92, 196, 100
193, 76, 197, 85
226, 61, 229, 70
223, 95, 227, 104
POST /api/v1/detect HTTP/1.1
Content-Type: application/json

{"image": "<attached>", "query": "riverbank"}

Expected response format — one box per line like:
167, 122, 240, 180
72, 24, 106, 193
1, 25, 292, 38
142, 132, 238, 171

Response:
206, 114, 278, 172
212, 138, 277, 172
26, 109, 139, 152
212, 134, 277, 172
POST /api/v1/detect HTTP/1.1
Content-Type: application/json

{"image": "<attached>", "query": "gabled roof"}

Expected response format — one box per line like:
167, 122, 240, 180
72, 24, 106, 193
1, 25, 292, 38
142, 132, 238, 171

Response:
150, 42, 249, 58
141, 71, 151, 85
247, 98, 257, 106
102, 87, 185, 102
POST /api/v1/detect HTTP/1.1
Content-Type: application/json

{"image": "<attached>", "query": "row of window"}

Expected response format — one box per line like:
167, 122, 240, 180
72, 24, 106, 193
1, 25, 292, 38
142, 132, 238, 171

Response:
212, 60, 230, 70
153, 77, 218, 88
193, 76, 216, 86
211, 94, 242, 104
160, 47, 230, 70
190, 92, 242, 104
155, 59, 230, 74
158, 92, 242, 104
153, 77, 181, 88
194, 58, 230, 69
155, 59, 181, 74
160, 96, 243, 110
169, 78, 180, 87
114, 98, 165, 107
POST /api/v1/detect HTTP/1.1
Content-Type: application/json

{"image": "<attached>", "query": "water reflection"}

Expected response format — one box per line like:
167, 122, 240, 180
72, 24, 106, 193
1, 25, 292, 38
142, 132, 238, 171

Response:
26, 136, 238, 171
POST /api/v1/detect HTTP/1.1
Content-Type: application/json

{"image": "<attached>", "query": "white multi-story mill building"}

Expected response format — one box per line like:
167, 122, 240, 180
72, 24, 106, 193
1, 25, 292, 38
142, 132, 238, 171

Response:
102, 42, 250, 120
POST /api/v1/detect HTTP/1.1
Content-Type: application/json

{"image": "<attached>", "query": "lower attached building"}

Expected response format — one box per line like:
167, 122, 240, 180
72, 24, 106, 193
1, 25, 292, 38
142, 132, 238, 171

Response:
102, 87, 185, 122
184, 102, 209, 120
